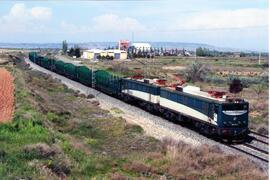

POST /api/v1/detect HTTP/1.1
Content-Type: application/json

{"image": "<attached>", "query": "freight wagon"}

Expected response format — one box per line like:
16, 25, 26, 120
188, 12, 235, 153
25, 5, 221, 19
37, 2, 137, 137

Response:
76, 66, 92, 86
95, 70, 122, 95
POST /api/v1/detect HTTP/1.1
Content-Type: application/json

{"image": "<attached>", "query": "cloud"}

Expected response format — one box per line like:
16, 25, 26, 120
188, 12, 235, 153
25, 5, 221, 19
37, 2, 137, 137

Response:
178, 8, 268, 29
30, 7, 52, 21
92, 14, 146, 32
0, 3, 52, 33
61, 14, 146, 33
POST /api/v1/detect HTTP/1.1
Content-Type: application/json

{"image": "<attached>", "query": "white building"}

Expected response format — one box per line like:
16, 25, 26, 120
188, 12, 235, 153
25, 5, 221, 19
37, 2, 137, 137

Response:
82, 49, 104, 60
131, 43, 151, 52
82, 49, 127, 60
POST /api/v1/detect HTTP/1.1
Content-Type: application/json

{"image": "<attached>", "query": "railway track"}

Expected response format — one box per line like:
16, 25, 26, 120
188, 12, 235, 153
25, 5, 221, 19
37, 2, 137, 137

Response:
227, 132, 269, 163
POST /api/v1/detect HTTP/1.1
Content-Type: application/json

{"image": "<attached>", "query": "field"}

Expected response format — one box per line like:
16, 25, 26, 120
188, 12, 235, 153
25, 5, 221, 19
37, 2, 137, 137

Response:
0, 68, 14, 122
81, 55, 269, 134
0, 54, 266, 179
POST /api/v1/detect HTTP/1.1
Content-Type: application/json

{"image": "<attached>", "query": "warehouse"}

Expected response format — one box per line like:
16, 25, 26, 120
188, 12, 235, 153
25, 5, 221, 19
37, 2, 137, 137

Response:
107, 49, 127, 60
82, 49, 104, 60
82, 49, 127, 60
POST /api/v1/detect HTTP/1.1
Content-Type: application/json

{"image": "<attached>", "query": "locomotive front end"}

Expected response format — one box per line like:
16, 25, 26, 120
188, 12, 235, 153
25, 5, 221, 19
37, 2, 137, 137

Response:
217, 101, 249, 139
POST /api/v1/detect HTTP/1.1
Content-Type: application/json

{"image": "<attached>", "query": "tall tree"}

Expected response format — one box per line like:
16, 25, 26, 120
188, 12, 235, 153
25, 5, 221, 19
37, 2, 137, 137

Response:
62, 40, 68, 55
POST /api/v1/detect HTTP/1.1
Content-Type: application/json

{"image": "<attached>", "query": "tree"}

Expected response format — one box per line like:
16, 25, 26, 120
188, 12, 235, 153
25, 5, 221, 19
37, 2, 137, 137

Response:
228, 77, 243, 94
68, 48, 74, 56
253, 84, 266, 99
62, 40, 68, 55
240, 52, 246, 57
196, 47, 203, 56
161, 47, 164, 53
196, 47, 213, 57
74, 48, 81, 58
184, 61, 210, 82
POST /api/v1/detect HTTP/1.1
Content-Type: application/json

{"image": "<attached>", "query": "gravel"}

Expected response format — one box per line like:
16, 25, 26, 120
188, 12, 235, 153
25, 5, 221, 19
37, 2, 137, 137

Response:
25, 58, 268, 173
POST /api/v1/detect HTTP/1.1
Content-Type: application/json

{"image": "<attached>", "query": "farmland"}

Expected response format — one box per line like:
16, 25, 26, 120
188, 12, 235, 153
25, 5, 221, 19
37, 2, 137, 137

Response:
0, 52, 266, 179
0, 68, 14, 122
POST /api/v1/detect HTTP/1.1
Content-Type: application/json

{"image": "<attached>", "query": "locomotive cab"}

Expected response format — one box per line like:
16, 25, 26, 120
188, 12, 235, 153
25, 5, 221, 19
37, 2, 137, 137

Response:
217, 101, 249, 139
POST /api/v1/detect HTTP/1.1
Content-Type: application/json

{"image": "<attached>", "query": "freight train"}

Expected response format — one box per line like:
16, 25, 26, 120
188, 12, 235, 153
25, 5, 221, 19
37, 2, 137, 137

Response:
28, 52, 249, 139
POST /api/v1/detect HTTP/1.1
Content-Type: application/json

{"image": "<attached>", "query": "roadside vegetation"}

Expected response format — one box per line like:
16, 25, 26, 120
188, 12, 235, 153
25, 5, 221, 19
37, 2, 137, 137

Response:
0, 56, 266, 179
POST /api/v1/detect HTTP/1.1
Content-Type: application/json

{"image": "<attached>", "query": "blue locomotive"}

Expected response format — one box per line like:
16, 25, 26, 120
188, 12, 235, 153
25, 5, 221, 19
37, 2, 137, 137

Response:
28, 52, 249, 139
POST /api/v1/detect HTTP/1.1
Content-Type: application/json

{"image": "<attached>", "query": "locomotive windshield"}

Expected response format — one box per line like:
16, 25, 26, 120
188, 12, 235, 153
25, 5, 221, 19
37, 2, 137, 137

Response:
222, 103, 248, 111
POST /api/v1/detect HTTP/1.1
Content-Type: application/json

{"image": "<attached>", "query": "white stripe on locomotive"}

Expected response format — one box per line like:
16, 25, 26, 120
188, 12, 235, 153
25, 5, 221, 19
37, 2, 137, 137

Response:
159, 97, 217, 125
122, 89, 159, 104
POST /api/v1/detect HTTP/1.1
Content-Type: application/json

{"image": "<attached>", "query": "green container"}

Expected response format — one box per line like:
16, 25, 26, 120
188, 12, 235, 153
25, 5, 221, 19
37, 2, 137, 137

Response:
40, 57, 51, 69
64, 63, 77, 79
36, 56, 44, 65
95, 70, 122, 95
77, 66, 92, 86
29, 52, 37, 62
55, 60, 66, 74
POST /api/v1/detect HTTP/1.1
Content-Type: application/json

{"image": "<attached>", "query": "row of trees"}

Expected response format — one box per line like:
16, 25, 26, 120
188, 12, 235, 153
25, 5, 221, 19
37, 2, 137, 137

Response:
96, 55, 114, 60
195, 47, 214, 57
62, 40, 81, 58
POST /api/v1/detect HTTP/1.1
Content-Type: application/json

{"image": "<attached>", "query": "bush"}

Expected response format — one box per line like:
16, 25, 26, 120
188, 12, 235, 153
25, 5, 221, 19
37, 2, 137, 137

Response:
22, 143, 60, 160
123, 161, 150, 175
184, 62, 210, 82
205, 75, 226, 84
47, 158, 71, 176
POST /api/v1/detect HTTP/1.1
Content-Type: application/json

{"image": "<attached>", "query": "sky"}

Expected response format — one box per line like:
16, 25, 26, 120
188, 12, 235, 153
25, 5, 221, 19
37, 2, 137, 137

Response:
0, 0, 268, 51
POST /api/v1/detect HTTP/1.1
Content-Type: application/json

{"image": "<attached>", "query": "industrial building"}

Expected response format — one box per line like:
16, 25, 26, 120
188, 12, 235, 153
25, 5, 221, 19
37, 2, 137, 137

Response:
82, 49, 127, 60
82, 49, 104, 60
118, 40, 129, 51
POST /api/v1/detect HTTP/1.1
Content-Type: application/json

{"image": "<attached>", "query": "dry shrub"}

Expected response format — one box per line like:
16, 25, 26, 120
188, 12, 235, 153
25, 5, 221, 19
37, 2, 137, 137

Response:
123, 161, 150, 174
254, 102, 268, 111
91, 100, 100, 106
47, 158, 71, 177
109, 172, 128, 180
78, 93, 86, 98
257, 125, 269, 135
158, 139, 266, 179
147, 152, 163, 160
87, 94, 95, 99
23, 143, 60, 159
74, 90, 80, 97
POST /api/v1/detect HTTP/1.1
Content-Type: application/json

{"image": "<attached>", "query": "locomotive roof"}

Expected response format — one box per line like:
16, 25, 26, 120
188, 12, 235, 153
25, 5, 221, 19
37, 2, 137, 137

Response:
161, 86, 246, 105
123, 78, 162, 88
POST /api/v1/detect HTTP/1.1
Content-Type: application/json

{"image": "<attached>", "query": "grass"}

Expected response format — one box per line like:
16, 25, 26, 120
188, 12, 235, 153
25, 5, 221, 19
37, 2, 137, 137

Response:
0, 58, 267, 179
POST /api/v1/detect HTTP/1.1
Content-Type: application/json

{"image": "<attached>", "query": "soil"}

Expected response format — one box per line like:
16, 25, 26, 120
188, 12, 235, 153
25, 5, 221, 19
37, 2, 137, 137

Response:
0, 68, 14, 122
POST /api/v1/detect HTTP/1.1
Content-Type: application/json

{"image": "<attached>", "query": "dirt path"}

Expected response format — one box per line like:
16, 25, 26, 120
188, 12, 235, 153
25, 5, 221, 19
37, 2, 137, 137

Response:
0, 68, 14, 122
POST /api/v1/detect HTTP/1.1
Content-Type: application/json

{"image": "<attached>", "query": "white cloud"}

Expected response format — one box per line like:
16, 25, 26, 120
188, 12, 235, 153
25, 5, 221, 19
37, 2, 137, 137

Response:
92, 14, 146, 32
61, 14, 146, 34
179, 8, 268, 29
0, 3, 52, 33
30, 7, 52, 21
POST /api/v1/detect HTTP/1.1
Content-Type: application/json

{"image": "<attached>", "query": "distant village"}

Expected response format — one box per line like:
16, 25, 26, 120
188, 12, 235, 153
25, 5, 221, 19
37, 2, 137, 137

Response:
62, 40, 268, 61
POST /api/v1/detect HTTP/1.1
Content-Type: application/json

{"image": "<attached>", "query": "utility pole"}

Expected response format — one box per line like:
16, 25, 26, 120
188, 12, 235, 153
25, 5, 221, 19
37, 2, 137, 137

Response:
91, 66, 95, 89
